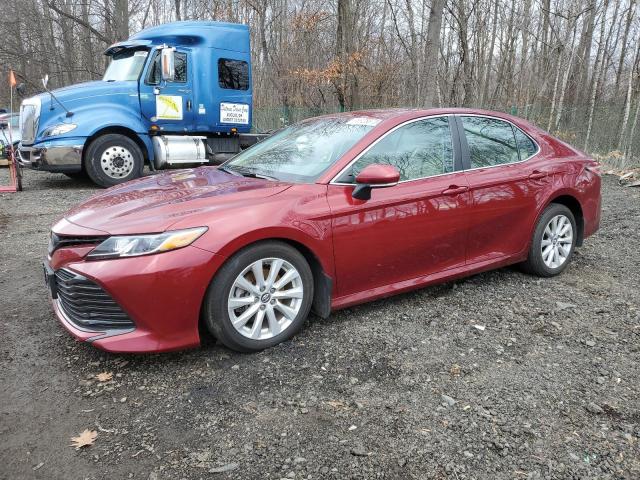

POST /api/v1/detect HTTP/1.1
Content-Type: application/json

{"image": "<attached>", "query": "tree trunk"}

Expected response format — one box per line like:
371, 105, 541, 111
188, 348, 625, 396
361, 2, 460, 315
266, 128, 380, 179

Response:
423, 0, 445, 107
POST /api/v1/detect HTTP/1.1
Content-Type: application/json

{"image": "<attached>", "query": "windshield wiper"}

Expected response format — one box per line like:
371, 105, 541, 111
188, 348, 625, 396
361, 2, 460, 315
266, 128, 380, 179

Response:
222, 165, 278, 181
218, 165, 242, 176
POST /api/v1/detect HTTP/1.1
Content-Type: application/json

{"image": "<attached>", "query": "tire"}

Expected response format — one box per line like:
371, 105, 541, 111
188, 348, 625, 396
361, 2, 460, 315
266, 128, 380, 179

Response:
520, 203, 577, 277
84, 134, 144, 187
203, 241, 314, 352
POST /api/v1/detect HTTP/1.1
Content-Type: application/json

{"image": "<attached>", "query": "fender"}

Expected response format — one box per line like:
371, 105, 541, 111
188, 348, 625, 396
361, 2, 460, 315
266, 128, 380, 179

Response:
73, 103, 154, 162
210, 226, 335, 282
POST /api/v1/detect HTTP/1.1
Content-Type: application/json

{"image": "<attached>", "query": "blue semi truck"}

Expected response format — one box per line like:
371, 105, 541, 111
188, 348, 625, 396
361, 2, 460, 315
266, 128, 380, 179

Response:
17, 21, 263, 187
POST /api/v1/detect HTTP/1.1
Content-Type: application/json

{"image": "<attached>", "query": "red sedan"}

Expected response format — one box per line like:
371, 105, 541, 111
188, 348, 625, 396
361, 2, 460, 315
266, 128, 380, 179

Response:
45, 108, 601, 353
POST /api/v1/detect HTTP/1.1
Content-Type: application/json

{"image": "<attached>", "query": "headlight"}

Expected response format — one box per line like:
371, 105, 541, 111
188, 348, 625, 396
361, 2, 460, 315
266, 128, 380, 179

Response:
86, 227, 207, 260
42, 123, 77, 138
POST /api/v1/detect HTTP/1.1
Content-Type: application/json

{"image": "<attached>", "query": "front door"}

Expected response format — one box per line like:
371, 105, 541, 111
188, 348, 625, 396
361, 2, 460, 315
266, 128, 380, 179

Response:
139, 48, 194, 132
327, 115, 471, 299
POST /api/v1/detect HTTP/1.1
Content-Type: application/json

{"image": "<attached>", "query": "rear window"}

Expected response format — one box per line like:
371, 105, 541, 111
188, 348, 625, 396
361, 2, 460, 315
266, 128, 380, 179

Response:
218, 59, 249, 90
513, 127, 538, 160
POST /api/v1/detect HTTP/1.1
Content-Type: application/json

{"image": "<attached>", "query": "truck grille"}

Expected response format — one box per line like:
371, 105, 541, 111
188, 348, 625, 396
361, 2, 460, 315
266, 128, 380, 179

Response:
20, 101, 40, 145
55, 268, 134, 331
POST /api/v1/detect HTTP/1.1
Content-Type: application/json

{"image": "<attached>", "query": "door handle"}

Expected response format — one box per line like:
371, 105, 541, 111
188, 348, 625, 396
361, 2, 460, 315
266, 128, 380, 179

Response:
186, 100, 192, 111
442, 185, 469, 195
528, 170, 547, 180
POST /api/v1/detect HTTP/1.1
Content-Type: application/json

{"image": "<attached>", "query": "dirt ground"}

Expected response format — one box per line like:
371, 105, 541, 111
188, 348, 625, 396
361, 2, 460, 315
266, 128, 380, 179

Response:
0, 169, 639, 480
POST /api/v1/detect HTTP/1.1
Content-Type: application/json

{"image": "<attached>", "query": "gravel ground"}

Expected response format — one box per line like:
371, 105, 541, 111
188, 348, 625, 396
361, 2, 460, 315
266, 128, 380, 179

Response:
1, 169, 639, 480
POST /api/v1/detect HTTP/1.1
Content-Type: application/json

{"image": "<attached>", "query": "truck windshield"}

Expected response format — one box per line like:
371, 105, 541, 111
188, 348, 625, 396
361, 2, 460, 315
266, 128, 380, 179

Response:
224, 117, 379, 183
103, 49, 149, 82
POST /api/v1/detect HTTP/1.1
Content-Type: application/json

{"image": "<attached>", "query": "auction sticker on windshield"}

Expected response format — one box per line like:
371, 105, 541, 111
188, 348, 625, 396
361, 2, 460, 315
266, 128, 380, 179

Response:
156, 95, 183, 120
220, 103, 249, 124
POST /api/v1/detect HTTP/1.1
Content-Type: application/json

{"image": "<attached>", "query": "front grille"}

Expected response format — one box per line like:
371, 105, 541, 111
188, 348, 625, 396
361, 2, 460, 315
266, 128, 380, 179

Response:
48, 232, 106, 256
19, 101, 40, 144
55, 268, 135, 330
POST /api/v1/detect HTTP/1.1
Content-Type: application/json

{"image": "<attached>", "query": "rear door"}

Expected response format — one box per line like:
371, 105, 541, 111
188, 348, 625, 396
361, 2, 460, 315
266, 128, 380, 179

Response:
456, 115, 546, 263
327, 115, 471, 299
139, 48, 195, 131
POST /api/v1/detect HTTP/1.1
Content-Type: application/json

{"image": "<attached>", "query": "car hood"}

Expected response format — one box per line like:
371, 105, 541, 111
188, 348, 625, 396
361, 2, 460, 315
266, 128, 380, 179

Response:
42, 80, 138, 105
58, 167, 291, 235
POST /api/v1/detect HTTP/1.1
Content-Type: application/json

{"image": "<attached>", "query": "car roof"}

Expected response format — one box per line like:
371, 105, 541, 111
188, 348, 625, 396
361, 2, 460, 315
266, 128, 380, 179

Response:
317, 107, 530, 126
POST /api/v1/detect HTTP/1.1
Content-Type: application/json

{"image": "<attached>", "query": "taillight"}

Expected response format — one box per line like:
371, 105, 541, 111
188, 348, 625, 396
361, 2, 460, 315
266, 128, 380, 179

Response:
585, 162, 603, 177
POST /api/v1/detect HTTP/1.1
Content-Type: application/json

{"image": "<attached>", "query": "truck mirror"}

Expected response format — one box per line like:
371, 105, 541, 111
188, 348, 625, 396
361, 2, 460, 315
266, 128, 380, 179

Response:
16, 83, 26, 97
161, 48, 175, 82
42, 74, 49, 89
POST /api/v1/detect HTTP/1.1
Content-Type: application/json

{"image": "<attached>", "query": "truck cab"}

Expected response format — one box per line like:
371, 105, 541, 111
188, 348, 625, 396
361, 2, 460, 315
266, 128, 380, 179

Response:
18, 21, 255, 187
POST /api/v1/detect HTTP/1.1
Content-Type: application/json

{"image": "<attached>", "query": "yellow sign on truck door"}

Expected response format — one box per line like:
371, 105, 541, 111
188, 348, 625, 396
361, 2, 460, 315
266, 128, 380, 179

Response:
156, 95, 183, 120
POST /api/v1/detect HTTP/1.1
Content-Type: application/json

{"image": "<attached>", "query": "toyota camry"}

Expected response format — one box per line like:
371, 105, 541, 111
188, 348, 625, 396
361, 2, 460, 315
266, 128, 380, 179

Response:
44, 108, 601, 353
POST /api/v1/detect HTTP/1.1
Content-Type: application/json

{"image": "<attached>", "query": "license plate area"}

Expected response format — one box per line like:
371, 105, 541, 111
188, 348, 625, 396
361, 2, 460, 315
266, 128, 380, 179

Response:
43, 262, 58, 299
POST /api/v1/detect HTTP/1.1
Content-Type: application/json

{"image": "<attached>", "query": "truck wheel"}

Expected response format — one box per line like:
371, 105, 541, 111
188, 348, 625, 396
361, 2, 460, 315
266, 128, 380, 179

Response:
85, 134, 143, 187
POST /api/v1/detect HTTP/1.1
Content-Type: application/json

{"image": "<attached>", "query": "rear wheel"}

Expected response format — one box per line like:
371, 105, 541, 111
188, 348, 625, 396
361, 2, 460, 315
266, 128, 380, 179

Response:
521, 203, 576, 277
203, 241, 314, 352
85, 134, 143, 187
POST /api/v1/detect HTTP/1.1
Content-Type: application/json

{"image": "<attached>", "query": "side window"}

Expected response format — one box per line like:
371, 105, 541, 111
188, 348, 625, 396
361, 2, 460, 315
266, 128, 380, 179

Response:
513, 127, 538, 160
218, 59, 249, 90
174, 53, 187, 82
349, 117, 454, 182
461, 116, 519, 168
147, 52, 187, 84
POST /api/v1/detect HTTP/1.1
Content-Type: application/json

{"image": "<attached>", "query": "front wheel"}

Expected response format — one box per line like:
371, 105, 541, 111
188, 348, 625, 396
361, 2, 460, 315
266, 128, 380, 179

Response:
521, 203, 577, 277
85, 134, 144, 187
203, 241, 314, 352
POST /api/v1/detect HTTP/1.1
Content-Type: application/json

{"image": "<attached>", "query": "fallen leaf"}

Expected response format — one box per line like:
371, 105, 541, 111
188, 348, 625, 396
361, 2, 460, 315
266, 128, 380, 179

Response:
450, 364, 461, 377
95, 372, 113, 382
326, 400, 348, 410
70, 429, 97, 449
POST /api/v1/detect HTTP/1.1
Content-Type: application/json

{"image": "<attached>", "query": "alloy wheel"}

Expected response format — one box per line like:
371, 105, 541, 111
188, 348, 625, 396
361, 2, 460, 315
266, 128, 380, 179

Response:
227, 257, 304, 340
100, 146, 135, 179
541, 214, 573, 269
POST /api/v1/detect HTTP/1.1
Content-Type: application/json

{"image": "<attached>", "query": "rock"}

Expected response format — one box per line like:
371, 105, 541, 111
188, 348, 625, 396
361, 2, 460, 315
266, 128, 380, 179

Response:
293, 457, 306, 464
586, 402, 603, 414
556, 301, 576, 311
585, 340, 596, 347
350, 445, 368, 456
231, 365, 240, 370
463, 451, 474, 458
441, 394, 457, 407
209, 463, 239, 473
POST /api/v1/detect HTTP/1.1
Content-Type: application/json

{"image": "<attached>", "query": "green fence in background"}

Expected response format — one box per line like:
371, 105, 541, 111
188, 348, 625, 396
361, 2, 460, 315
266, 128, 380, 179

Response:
253, 104, 639, 168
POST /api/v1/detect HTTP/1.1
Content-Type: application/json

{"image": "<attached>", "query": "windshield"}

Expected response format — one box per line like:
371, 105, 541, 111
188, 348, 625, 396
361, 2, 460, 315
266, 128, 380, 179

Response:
224, 117, 380, 183
103, 49, 149, 81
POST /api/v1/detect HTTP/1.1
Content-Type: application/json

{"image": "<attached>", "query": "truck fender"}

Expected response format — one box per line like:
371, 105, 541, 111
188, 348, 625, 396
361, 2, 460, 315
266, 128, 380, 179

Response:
71, 103, 155, 164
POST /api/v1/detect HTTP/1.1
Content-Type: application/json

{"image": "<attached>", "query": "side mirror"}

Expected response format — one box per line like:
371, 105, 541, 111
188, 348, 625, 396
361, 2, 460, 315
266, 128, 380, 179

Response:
352, 164, 400, 200
42, 74, 49, 89
161, 48, 176, 82
16, 83, 26, 97
0, 122, 8, 129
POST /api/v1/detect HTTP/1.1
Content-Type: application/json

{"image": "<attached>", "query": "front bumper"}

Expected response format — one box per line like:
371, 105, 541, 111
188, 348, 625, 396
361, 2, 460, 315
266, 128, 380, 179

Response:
46, 244, 227, 353
18, 138, 83, 173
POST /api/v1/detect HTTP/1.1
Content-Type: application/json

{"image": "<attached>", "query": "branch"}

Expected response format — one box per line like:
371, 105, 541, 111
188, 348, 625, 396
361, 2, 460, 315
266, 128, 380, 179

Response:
47, 1, 110, 45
